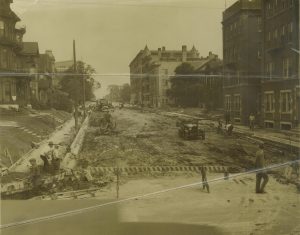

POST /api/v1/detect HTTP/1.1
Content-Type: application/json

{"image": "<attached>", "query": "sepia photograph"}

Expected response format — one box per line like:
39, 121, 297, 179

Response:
0, 0, 299, 234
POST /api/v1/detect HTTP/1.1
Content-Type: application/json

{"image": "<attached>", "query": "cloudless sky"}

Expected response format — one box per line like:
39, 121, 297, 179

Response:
12, 0, 237, 97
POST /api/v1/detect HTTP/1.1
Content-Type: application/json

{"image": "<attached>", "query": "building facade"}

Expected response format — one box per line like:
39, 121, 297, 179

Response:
129, 45, 220, 108
261, 0, 299, 129
0, 0, 29, 107
37, 50, 55, 105
222, 0, 262, 125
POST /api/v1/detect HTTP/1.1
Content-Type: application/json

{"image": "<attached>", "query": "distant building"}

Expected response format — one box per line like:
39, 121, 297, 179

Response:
222, 0, 262, 125
129, 45, 220, 107
261, 0, 299, 129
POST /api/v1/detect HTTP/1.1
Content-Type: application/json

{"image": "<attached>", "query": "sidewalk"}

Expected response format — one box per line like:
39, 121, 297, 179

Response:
233, 125, 299, 150
9, 118, 75, 173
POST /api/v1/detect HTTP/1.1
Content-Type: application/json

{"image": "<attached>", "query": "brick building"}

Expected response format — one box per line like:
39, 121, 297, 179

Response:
129, 45, 221, 107
261, 0, 299, 129
222, 0, 262, 125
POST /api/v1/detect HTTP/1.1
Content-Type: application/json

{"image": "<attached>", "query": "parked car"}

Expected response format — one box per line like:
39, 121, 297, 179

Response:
177, 119, 205, 140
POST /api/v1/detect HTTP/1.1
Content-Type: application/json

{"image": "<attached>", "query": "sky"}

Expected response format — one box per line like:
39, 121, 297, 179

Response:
12, 0, 237, 97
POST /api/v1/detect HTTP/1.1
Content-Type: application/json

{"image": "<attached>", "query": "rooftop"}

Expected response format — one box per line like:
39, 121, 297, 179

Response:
223, 0, 261, 21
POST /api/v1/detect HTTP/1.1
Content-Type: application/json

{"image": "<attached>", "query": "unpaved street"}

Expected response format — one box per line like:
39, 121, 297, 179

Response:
79, 108, 292, 170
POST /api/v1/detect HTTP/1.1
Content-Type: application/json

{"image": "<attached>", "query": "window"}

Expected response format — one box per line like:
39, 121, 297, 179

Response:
258, 49, 261, 58
274, 29, 278, 39
1, 49, 8, 68
283, 58, 290, 77
264, 92, 275, 112
290, 0, 294, 7
280, 91, 292, 113
257, 17, 262, 31
225, 95, 231, 111
267, 31, 271, 41
0, 20, 4, 36
233, 94, 241, 111
282, 25, 286, 36
289, 22, 293, 33
288, 22, 293, 41
266, 62, 274, 78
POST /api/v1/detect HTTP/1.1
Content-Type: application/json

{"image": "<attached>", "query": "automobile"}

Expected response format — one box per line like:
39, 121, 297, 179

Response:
177, 119, 205, 140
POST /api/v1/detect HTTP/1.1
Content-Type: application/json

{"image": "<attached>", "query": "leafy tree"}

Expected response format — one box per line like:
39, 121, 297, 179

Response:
106, 83, 131, 103
59, 61, 97, 105
167, 62, 221, 109
119, 83, 131, 103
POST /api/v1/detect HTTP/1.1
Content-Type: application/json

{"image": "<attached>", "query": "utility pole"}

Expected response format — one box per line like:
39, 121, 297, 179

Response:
73, 40, 79, 131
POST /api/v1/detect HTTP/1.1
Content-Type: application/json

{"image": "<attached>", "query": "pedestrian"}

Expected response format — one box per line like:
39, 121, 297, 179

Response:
249, 113, 255, 131
52, 145, 61, 173
226, 123, 234, 136
200, 166, 210, 193
217, 119, 223, 134
29, 158, 41, 189
255, 143, 269, 194
40, 154, 51, 173
225, 111, 230, 125
45, 141, 57, 174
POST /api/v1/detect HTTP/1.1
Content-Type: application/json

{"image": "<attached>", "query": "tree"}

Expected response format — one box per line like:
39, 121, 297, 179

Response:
59, 61, 97, 105
106, 83, 131, 103
119, 83, 131, 103
167, 62, 221, 109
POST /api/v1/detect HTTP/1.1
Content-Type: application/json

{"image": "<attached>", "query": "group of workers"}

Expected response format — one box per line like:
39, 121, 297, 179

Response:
29, 141, 62, 187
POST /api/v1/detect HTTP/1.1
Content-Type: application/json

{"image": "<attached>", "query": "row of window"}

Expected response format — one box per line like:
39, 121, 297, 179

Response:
266, 0, 294, 17
224, 17, 262, 42
266, 22, 293, 42
225, 90, 292, 114
264, 90, 292, 113
265, 57, 293, 78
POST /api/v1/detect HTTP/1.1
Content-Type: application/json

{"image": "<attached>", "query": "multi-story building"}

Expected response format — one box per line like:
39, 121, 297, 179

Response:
129, 45, 220, 107
37, 50, 55, 105
261, 0, 299, 129
222, 0, 262, 125
0, 0, 28, 107
17, 41, 40, 101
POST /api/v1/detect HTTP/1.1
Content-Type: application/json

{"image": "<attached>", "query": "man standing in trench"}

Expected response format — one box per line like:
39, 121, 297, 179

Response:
255, 143, 269, 193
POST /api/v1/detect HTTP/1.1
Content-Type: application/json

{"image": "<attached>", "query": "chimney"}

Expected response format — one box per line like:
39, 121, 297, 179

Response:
162, 46, 166, 52
182, 45, 187, 62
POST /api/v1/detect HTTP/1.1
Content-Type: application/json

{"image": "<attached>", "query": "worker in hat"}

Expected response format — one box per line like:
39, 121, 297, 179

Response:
29, 158, 41, 189
255, 143, 269, 193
